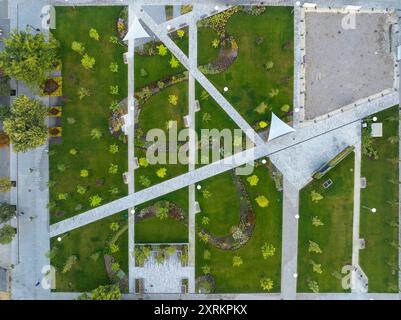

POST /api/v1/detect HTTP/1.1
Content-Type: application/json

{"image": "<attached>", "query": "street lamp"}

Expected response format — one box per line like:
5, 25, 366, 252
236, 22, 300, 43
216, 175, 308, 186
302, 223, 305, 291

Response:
362, 205, 376, 213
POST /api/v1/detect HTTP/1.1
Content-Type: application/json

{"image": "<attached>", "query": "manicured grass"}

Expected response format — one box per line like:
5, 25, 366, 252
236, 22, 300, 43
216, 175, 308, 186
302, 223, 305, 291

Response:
135, 216, 188, 243
360, 105, 399, 293
298, 154, 355, 293
204, 7, 294, 125
195, 165, 282, 293
50, 6, 128, 223
198, 27, 220, 66
51, 212, 127, 292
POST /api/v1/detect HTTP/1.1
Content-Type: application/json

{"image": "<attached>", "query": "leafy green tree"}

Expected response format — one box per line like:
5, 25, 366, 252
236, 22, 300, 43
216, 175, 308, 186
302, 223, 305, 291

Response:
169, 56, 180, 68
177, 29, 185, 38
78, 87, 91, 100
202, 189, 212, 199
81, 54, 96, 70
166, 246, 177, 256
89, 28, 100, 41
308, 280, 319, 293
155, 206, 168, 220
201, 265, 211, 275
76, 185, 87, 195
156, 44, 168, 56
156, 168, 167, 178
109, 62, 118, 73
109, 85, 119, 95
310, 190, 323, 203
247, 175, 259, 186
90, 128, 102, 140
81, 285, 122, 300
109, 243, 119, 254
264, 61, 274, 70
0, 225, 16, 244
139, 175, 151, 187
109, 144, 119, 154
211, 38, 220, 48
0, 177, 13, 193
109, 186, 119, 195
140, 68, 148, 77
139, 157, 149, 167
0, 203, 16, 223
71, 41, 85, 54
281, 104, 290, 113
0, 30, 58, 88
312, 216, 324, 227
254, 101, 268, 114
108, 163, 118, 174
308, 240, 322, 254
89, 195, 103, 207
109, 36, 119, 44
80, 169, 89, 178
203, 249, 211, 260
168, 94, 178, 106
232, 255, 243, 267
202, 112, 212, 123
3, 96, 47, 152
310, 260, 323, 274
201, 216, 210, 226
255, 195, 269, 208
261, 243, 276, 259
260, 277, 273, 291
69, 148, 78, 156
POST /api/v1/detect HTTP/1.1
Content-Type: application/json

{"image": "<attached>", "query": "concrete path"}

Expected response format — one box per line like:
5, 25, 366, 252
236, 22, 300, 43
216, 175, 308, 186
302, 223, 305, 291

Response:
280, 178, 300, 299
50, 92, 398, 237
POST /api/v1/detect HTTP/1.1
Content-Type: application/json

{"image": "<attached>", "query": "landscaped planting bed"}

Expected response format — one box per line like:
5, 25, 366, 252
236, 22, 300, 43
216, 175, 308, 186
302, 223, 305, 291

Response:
298, 154, 354, 293
195, 163, 282, 293
359, 105, 399, 293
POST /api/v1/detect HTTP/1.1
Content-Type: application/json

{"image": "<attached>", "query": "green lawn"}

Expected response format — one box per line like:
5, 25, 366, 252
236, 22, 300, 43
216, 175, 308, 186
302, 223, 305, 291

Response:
360, 105, 399, 293
298, 154, 355, 293
198, 27, 220, 66
50, 6, 128, 223
195, 165, 282, 293
203, 7, 294, 125
51, 212, 127, 292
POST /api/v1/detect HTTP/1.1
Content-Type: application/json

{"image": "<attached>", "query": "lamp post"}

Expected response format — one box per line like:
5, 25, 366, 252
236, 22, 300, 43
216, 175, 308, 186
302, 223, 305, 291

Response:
362, 205, 377, 213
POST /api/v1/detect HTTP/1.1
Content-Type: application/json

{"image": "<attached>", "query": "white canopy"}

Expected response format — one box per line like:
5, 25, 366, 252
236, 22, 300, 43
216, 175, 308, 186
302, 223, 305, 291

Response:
123, 16, 150, 41
267, 112, 295, 141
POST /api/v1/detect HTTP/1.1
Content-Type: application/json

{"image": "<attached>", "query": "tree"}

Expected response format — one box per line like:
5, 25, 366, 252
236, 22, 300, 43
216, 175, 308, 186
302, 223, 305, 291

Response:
281, 104, 290, 113
89, 195, 103, 207
254, 101, 268, 114
269, 88, 279, 97
140, 68, 148, 78
90, 128, 102, 140
260, 277, 273, 291
109, 85, 119, 95
166, 246, 177, 257
109, 186, 119, 195
109, 144, 119, 154
155, 206, 168, 220
89, 28, 100, 41
255, 195, 269, 208
139, 175, 151, 187
3, 96, 47, 152
156, 168, 167, 178
211, 38, 220, 48
247, 175, 259, 186
261, 242, 275, 259
264, 61, 274, 70
71, 41, 85, 54
310, 190, 323, 203
177, 29, 185, 38
202, 112, 212, 123
80, 169, 89, 178
0, 30, 58, 88
307, 280, 319, 293
156, 44, 168, 56
203, 250, 211, 260
111, 262, 120, 272
0, 225, 16, 244
312, 216, 324, 227
232, 255, 243, 267
202, 189, 212, 199
310, 260, 323, 274
108, 163, 118, 174
76, 185, 87, 195
168, 94, 178, 106
259, 121, 268, 129
388, 136, 398, 144
109, 62, 118, 73
201, 265, 211, 275
0, 177, 13, 193
308, 240, 322, 254
139, 157, 149, 167
83, 285, 122, 300
81, 54, 96, 70
169, 55, 180, 68
0, 203, 16, 223
201, 216, 210, 226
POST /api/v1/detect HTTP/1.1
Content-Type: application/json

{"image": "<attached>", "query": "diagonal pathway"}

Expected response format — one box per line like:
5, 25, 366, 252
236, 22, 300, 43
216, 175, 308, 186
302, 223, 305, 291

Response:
49, 92, 398, 237
134, 4, 265, 146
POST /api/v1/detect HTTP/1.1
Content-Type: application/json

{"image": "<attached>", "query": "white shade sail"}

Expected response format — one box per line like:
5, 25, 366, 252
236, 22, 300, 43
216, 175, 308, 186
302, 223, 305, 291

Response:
123, 16, 150, 41
267, 112, 295, 141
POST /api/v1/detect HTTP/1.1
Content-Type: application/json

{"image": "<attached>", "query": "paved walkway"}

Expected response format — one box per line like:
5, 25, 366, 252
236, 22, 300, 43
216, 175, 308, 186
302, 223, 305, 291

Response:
280, 178, 300, 299
50, 91, 398, 237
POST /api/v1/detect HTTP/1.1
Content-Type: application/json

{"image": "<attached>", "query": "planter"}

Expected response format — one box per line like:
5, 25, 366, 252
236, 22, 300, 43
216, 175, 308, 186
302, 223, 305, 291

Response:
42, 77, 62, 97
49, 127, 62, 137
48, 106, 62, 117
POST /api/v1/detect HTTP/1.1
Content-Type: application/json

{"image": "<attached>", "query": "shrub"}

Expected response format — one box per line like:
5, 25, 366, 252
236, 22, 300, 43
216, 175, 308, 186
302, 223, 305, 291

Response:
83, 285, 122, 300
57, 164, 66, 172
246, 175, 259, 186
308, 280, 319, 293
168, 94, 178, 106
255, 195, 269, 208
177, 29, 185, 38
109, 243, 119, 254
58, 193, 68, 200
140, 68, 148, 77
109, 85, 119, 95
201, 265, 211, 275
111, 262, 120, 272
254, 102, 268, 114
89, 28, 100, 41
71, 41, 85, 54
109, 186, 119, 195
268, 88, 279, 97
108, 163, 118, 174
166, 246, 177, 256
202, 189, 212, 199
260, 278, 273, 291
211, 38, 220, 48
76, 185, 87, 195
66, 117, 76, 125
312, 216, 324, 227
139, 175, 151, 187
109, 36, 119, 44
203, 250, 211, 260
69, 148, 78, 156
156, 44, 168, 56
156, 168, 167, 178
81, 54, 96, 70
232, 255, 243, 267
80, 169, 89, 178
308, 240, 322, 254
90, 128, 102, 140
169, 56, 180, 68
0, 203, 16, 223
0, 225, 16, 244
109, 144, 119, 154
264, 61, 274, 70
139, 157, 149, 167
0, 177, 13, 193
109, 62, 118, 73
155, 205, 168, 220
310, 190, 323, 203
258, 121, 268, 129
281, 104, 290, 113
261, 243, 275, 259
201, 216, 210, 225
89, 195, 103, 207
